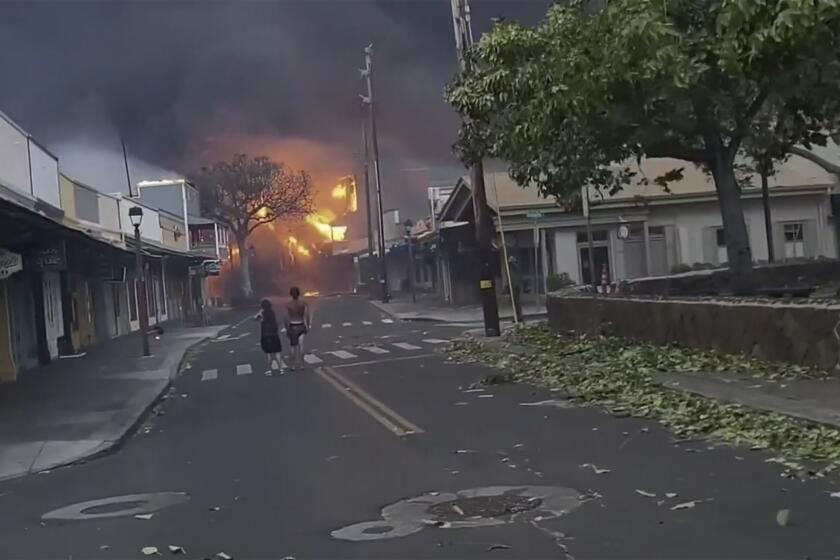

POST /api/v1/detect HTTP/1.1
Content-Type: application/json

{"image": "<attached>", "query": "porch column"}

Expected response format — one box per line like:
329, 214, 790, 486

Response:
642, 221, 653, 276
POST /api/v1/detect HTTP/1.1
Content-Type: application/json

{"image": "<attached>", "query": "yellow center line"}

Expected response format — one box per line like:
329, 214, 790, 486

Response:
316, 365, 424, 437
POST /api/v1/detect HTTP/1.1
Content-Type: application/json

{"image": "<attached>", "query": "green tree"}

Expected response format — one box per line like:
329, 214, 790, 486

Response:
448, 0, 840, 292
196, 154, 314, 297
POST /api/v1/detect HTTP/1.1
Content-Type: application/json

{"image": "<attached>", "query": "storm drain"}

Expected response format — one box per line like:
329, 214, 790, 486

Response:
331, 485, 581, 542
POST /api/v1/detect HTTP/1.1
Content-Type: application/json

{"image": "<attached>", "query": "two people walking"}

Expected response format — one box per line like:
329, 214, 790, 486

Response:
257, 286, 310, 374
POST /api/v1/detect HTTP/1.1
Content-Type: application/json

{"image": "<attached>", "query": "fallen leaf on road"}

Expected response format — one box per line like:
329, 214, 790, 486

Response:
670, 501, 698, 511
488, 544, 511, 551
168, 545, 186, 554
776, 509, 790, 527
635, 489, 656, 498
134, 514, 154, 520
141, 547, 159, 556
580, 463, 610, 474
665, 493, 678, 499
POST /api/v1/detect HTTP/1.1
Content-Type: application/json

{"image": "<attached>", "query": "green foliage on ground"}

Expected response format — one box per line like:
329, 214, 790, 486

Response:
448, 325, 840, 477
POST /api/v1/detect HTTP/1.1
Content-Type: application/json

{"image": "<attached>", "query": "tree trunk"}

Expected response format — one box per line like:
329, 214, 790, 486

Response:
761, 171, 774, 263
709, 157, 753, 294
236, 235, 253, 298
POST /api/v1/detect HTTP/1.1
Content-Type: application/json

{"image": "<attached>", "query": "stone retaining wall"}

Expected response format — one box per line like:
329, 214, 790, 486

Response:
547, 294, 840, 371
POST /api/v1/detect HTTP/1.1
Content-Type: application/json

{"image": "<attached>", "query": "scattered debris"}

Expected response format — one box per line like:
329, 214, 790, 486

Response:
216, 553, 233, 560
208, 506, 221, 512
635, 489, 656, 498
513, 443, 525, 448
134, 514, 154, 520
487, 544, 511, 551
423, 519, 451, 528
579, 463, 610, 474
665, 492, 678, 499
180, 394, 189, 398
141, 547, 160, 556
670, 500, 699, 511
453, 449, 478, 454
100, 545, 110, 550
168, 545, 186, 555
776, 508, 790, 527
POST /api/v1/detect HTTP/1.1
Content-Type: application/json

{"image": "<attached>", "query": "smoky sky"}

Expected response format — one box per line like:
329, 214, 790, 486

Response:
0, 0, 551, 225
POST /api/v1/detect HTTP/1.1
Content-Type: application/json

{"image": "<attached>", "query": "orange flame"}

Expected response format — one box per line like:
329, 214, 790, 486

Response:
305, 212, 346, 242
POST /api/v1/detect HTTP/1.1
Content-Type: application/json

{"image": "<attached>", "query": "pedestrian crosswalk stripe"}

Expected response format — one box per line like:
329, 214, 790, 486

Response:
422, 338, 449, 344
361, 345, 389, 354
304, 354, 322, 364
342, 322, 352, 327
328, 350, 358, 360
201, 369, 218, 381
381, 318, 394, 324
393, 342, 422, 350
321, 323, 332, 328
236, 364, 253, 376
362, 320, 372, 325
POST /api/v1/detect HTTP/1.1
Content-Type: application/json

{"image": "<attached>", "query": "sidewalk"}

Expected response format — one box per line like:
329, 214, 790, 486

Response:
0, 319, 230, 481
371, 293, 546, 324
464, 328, 840, 430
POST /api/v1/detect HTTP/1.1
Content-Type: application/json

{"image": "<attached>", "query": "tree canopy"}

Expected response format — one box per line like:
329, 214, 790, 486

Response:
196, 153, 314, 296
197, 153, 314, 241
447, 0, 840, 291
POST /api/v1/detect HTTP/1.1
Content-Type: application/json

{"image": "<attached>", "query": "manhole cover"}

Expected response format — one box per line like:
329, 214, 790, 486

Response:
42, 492, 189, 521
429, 494, 540, 521
331, 485, 581, 542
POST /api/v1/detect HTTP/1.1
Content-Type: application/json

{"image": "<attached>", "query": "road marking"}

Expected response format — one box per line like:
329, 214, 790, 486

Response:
322, 323, 332, 328
328, 350, 358, 360
362, 320, 373, 325
236, 364, 252, 376
381, 318, 394, 324
393, 342, 422, 351
361, 345, 389, 354
304, 354, 323, 364
332, 354, 436, 369
422, 338, 449, 344
342, 322, 352, 327
201, 369, 218, 381
316, 366, 424, 437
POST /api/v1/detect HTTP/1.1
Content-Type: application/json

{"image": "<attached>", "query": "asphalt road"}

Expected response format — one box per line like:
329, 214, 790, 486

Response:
2, 294, 840, 559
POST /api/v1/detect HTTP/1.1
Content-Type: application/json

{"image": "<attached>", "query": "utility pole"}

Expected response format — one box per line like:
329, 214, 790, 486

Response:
121, 137, 134, 197
361, 121, 376, 298
450, 0, 500, 336
360, 44, 390, 303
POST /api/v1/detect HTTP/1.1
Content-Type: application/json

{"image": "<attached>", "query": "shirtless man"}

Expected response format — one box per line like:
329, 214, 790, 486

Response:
285, 286, 311, 370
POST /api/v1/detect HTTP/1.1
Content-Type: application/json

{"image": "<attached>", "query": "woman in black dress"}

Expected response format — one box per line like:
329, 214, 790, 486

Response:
256, 299, 283, 374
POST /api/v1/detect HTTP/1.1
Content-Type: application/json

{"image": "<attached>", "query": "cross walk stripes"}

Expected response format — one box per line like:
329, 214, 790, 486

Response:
195, 337, 450, 384
316, 319, 396, 328
327, 350, 358, 360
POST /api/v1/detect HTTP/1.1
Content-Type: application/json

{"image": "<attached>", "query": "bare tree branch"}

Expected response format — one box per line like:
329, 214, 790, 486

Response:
789, 146, 840, 177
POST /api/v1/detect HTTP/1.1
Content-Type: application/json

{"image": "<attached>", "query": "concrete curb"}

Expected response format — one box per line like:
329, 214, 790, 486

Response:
0, 326, 226, 481
368, 299, 402, 321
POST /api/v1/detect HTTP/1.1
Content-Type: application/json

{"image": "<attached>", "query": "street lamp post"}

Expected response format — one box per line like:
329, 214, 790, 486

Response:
128, 206, 150, 357
404, 219, 416, 304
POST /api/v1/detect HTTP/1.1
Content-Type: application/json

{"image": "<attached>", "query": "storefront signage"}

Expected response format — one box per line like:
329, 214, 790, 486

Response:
0, 249, 23, 279
26, 241, 67, 271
